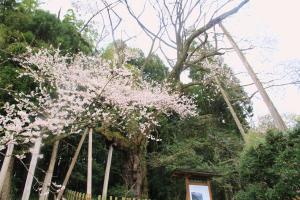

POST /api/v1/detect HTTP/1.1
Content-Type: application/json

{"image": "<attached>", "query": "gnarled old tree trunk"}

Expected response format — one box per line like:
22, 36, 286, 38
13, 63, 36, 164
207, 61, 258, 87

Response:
123, 145, 148, 198
97, 123, 149, 198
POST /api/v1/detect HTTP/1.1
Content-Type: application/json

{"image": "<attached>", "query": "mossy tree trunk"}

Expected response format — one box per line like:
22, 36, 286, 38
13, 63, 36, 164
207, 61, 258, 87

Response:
123, 143, 148, 198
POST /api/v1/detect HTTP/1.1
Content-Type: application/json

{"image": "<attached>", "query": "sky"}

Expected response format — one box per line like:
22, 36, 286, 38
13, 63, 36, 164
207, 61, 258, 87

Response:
221, 0, 300, 124
40, 0, 300, 125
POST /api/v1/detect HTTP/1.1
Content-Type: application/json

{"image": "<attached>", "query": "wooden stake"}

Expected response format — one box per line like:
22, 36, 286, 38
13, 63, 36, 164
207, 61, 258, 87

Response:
0, 142, 14, 193
56, 128, 89, 200
219, 23, 287, 131
214, 76, 247, 140
22, 136, 42, 200
39, 140, 60, 200
102, 144, 114, 200
86, 128, 93, 200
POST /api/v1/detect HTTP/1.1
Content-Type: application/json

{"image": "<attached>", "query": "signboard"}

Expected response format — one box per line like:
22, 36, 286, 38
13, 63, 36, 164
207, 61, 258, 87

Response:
186, 180, 213, 200
172, 169, 217, 200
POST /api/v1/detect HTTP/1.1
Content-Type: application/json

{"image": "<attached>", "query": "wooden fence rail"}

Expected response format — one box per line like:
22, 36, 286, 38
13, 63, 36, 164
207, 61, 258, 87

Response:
64, 190, 151, 200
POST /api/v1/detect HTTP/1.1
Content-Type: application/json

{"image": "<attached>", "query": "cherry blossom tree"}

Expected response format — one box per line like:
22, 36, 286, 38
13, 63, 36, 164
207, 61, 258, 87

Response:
0, 48, 197, 199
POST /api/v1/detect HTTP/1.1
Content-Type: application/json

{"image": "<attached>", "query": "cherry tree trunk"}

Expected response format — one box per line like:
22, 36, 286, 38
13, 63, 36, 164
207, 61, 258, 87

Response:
56, 128, 88, 200
0, 156, 14, 200
39, 140, 60, 200
0, 142, 14, 194
123, 148, 148, 198
22, 136, 42, 200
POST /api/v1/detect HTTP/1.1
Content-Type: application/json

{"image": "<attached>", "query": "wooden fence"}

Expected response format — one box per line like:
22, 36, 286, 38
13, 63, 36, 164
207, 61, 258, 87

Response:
64, 190, 151, 200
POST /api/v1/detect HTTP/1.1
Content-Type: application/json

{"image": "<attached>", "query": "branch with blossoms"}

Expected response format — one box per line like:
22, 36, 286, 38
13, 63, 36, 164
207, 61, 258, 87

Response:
1, 47, 197, 150
0, 47, 198, 199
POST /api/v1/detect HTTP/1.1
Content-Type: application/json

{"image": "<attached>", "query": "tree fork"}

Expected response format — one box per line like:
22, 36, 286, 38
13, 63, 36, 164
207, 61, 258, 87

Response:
219, 23, 287, 131
56, 128, 88, 200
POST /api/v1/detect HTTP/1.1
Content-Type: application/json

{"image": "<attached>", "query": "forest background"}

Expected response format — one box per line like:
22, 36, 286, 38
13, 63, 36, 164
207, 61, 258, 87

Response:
0, 0, 299, 199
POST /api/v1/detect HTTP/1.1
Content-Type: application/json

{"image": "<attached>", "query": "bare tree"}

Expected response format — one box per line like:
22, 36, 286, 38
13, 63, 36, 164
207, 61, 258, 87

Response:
123, 0, 249, 84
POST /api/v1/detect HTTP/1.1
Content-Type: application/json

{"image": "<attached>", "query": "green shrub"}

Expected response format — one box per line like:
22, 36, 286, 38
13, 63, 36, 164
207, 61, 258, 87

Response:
235, 128, 300, 200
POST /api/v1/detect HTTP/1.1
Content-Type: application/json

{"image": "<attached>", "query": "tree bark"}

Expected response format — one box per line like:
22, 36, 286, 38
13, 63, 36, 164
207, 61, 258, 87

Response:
214, 76, 247, 140
0, 142, 14, 194
56, 128, 88, 200
102, 144, 113, 200
22, 136, 42, 200
86, 128, 93, 200
169, 0, 249, 81
39, 140, 60, 200
219, 23, 287, 131
0, 156, 14, 200
123, 148, 148, 198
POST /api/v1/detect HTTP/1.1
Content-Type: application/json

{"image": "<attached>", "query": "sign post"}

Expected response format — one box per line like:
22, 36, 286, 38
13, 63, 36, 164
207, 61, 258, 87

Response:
172, 169, 218, 200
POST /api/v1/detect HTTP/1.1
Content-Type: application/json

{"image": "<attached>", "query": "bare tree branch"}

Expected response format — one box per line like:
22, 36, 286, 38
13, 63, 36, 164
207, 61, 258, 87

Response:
169, 0, 249, 81
79, 0, 120, 33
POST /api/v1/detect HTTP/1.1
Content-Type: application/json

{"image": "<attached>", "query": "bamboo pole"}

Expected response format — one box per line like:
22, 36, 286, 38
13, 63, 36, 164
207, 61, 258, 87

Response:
22, 136, 42, 200
102, 144, 114, 200
0, 142, 14, 193
39, 140, 60, 200
0, 156, 14, 199
56, 128, 89, 200
219, 22, 287, 131
86, 128, 93, 200
214, 76, 246, 140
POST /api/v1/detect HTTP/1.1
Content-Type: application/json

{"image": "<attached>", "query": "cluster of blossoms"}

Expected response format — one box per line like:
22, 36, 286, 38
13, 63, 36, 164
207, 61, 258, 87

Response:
0, 48, 197, 150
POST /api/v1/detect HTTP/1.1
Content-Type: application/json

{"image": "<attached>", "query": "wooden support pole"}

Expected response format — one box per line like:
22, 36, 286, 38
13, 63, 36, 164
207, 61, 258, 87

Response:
219, 23, 287, 131
0, 142, 14, 193
86, 128, 93, 200
22, 136, 42, 200
39, 140, 60, 200
102, 144, 114, 200
56, 128, 89, 200
214, 76, 247, 140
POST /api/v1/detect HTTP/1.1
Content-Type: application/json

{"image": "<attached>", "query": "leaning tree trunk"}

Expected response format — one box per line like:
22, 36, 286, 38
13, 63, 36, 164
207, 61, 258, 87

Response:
39, 140, 60, 200
22, 136, 42, 200
123, 146, 148, 198
0, 142, 14, 194
0, 156, 14, 200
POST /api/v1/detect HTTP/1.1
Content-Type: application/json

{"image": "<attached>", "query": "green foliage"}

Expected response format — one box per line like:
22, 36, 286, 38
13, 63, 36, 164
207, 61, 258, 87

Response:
243, 130, 265, 151
235, 128, 300, 200
147, 113, 244, 199
0, 0, 92, 106
146, 56, 252, 199
101, 42, 168, 83
187, 63, 252, 134
0, 1, 93, 198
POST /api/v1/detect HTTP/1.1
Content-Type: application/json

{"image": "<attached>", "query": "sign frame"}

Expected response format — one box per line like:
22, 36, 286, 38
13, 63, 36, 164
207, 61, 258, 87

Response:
185, 178, 213, 200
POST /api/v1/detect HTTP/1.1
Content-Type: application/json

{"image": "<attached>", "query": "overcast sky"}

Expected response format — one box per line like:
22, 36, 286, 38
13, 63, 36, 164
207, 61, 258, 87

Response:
221, 0, 300, 124
40, 0, 300, 124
